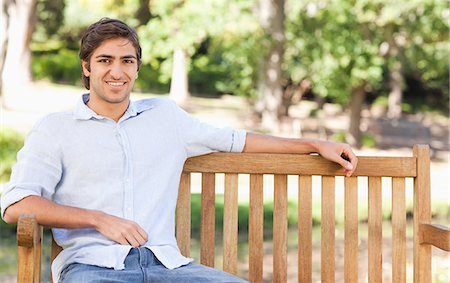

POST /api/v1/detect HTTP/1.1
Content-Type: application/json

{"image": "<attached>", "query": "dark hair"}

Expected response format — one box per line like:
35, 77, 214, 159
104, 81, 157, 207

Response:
79, 18, 142, 90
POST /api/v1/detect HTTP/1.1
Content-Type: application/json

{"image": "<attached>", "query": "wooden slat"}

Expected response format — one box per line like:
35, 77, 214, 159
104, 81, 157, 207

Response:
183, 153, 416, 177
18, 246, 35, 283
223, 173, 239, 274
50, 236, 63, 283
201, 172, 216, 267
321, 176, 335, 283
176, 172, 191, 257
344, 176, 358, 283
298, 175, 312, 282
249, 174, 264, 283
273, 174, 288, 283
34, 236, 41, 283
413, 145, 431, 283
368, 177, 382, 283
392, 177, 406, 283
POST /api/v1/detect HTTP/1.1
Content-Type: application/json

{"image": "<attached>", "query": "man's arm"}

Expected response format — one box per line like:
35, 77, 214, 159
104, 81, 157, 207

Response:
3, 196, 148, 247
243, 132, 358, 177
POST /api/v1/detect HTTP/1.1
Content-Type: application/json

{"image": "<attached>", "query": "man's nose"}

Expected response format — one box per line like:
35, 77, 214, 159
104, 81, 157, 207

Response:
109, 62, 123, 79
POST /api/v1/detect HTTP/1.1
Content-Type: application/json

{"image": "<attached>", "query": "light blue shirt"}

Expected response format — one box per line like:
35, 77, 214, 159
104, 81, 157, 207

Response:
1, 94, 247, 282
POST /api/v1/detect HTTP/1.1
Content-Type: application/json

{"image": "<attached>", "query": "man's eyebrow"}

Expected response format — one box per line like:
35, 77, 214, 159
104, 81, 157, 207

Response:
95, 54, 137, 59
95, 54, 113, 58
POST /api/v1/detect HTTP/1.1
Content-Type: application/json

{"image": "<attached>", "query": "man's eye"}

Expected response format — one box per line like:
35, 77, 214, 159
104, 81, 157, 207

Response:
124, 59, 135, 64
98, 59, 110, 63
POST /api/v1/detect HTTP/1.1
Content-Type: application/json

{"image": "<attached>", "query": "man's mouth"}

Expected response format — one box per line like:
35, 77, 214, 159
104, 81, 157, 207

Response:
106, 81, 126, 86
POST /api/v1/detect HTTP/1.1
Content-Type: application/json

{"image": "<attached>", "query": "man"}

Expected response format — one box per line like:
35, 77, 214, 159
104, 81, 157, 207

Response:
1, 18, 357, 282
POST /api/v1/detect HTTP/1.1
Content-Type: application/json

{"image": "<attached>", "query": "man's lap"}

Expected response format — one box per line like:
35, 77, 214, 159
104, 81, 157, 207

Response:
59, 247, 247, 283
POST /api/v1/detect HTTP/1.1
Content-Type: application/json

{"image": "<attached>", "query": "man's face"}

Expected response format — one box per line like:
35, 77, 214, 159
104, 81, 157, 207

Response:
82, 37, 138, 106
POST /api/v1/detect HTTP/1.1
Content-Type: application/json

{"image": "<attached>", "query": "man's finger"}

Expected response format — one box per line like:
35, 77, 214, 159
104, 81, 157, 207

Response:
339, 153, 354, 171
137, 226, 148, 242
124, 233, 140, 247
134, 231, 148, 246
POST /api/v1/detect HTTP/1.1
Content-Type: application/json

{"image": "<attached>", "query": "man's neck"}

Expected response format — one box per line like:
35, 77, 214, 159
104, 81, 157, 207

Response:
87, 96, 130, 122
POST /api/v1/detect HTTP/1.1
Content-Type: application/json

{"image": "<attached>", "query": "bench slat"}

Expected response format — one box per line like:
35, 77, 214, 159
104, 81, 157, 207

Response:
344, 177, 358, 283
249, 174, 264, 283
413, 145, 431, 283
201, 173, 215, 267
184, 153, 416, 177
392, 177, 406, 283
223, 173, 239, 274
176, 172, 191, 257
368, 177, 383, 283
298, 175, 312, 282
273, 174, 288, 283
321, 176, 335, 283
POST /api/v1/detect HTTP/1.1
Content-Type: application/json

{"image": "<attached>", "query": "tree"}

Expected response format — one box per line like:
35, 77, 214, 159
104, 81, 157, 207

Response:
284, 0, 448, 146
139, 0, 252, 104
255, 0, 285, 131
1, 0, 37, 108
0, 0, 10, 92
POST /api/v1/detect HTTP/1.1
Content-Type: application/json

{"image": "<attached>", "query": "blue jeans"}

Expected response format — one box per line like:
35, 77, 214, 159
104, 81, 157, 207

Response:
59, 247, 248, 283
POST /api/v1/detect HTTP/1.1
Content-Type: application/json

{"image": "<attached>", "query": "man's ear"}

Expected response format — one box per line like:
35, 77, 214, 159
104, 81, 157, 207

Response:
82, 60, 90, 77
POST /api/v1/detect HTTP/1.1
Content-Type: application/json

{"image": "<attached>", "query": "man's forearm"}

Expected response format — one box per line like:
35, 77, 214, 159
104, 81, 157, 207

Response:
3, 195, 98, 228
242, 132, 358, 177
3, 195, 149, 246
243, 132, 320, 154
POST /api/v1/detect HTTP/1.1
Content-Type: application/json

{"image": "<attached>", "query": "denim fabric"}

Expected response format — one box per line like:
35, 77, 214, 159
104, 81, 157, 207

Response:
59, 247, 248, 283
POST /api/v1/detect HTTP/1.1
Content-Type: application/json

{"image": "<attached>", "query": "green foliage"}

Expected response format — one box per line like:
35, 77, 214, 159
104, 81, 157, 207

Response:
27, 0, 448, 113
373, 95, 389, 107
361, 133, 376, 148
0, 129, 24, 183
35, 0, 66, 38
138, 0, 259, 96
133, 64, 170, 93
331, 131, 347, 143
284, 0, 448, 111
32, 49, 81, 85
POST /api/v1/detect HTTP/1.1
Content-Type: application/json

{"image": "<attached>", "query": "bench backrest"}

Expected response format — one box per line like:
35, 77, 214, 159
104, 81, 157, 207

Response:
46, 144, 436, 282
174, 144, 432, 282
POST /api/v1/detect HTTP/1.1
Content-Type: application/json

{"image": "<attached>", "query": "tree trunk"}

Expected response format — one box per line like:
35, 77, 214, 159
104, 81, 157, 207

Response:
169, 48, 190, 105
347, 84, 366, 148
256, 0, 285, 131
136, 0, 152, 25
1, 0, 37, 106
387, 60, 403, 119
0, 0, 10, 93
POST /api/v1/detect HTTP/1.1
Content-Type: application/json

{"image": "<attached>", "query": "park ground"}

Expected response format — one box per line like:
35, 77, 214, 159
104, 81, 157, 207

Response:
0, 81, 449, 282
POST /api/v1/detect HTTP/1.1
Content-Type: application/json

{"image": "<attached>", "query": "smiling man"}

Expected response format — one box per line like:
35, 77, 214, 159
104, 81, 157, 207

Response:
1, 18, 357, 283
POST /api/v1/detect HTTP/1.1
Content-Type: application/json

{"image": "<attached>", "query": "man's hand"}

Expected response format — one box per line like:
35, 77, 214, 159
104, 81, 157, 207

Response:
315, 141, 358, 177
92, 211, 148, 247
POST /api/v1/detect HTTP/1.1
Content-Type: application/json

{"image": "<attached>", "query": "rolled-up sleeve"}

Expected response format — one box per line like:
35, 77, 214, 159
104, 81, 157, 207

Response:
1, 119, 62, 219
170, 101, 247, 157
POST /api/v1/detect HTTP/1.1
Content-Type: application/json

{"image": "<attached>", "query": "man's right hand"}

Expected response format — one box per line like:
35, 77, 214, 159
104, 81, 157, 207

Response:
92, 211, 148, 247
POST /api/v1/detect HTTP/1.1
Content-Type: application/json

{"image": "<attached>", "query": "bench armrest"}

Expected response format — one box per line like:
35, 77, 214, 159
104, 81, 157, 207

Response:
420, 223, 450, 251
17, 214, 43, 283
17, 214, 41, 247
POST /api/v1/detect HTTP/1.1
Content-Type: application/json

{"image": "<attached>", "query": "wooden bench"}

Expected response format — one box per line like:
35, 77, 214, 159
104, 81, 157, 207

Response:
16, 144, 450, 282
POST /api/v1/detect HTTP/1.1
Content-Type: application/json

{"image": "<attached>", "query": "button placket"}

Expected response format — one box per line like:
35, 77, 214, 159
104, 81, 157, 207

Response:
116, 125, 134, 220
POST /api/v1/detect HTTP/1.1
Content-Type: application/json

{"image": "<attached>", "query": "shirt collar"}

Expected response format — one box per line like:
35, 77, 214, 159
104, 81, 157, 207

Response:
73, 93, 155, 121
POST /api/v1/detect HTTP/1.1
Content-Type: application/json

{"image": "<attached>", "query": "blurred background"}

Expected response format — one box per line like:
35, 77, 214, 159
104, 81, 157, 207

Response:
0, 0, 449, 282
